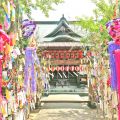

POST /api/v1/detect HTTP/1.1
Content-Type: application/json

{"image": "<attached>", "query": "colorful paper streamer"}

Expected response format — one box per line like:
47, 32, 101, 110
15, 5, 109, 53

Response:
114, 49, 120, 120
108, 41, 120, 90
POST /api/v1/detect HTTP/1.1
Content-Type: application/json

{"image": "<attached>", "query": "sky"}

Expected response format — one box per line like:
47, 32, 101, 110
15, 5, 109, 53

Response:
31, 0, 96, 21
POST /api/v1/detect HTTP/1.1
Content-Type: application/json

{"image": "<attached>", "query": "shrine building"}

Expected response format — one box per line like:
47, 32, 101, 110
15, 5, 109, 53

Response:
35, 15, 92, 88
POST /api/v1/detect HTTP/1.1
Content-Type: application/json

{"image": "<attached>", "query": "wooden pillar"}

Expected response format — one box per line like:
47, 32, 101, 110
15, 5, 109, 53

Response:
77, 73, 80, 87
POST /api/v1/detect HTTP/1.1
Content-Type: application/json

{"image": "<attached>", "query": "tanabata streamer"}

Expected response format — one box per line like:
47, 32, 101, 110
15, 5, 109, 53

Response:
31, 49, 36, 92
0, 58, 2, 95
114, 49, 120, 120
24, 48, 32, 92
24, 47, 36, 92
0, 26, 10, 45
108, 41, 120, 90
0, 25, 10, 95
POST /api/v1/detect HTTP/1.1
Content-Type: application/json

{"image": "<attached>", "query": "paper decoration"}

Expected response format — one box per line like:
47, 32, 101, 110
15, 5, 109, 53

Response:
5, 44, 11, 54
0, 59, 2, 96
24, 47, 36, 92
2, 2, 11, 30
8, 61, 12, 69
6, 89, 10, 100
106, 18, 120, 41
21, 19, 36, 38
2, 71, 7, 79
108, 41, 120, 90
43, 50, 84, 59
0, 25, 10, 44
114, 49, 120, 120
11, 6, 15, 21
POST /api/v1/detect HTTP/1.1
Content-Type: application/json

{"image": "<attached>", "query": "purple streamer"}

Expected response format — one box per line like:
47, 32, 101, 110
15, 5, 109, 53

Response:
31, 49, 36, 92
21, 19, 36, 38
24, 47, 37, 92
24, 48, 32, 91
108, 41, 120, 90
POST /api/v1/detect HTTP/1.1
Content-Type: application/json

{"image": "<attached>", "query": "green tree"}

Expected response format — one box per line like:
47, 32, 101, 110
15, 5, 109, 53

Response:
0, 0, 63, 31
76, 0, 116, 109
77, 0, 115, 43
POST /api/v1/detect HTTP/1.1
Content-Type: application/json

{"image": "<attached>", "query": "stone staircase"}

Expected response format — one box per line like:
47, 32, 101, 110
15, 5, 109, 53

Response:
44, 85, 88, 96
41, 94, 89, 103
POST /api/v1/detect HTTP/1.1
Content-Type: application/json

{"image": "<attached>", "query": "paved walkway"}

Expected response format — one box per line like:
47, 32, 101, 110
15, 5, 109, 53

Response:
29, 103, 104, 120
28, 94, 104, 120
41, 94, 89, 102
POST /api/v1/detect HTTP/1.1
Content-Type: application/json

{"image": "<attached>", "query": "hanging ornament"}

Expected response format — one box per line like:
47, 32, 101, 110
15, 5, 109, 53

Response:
106, 18, 120, 42
0, 25, 10, 45
21, 19, 36, 38
108, 41, 120, 90
64, 66, 69, 71
114, 49, 120, 120
74, 66, 80, 71
56, 66, 60, 71
69, 66, 74, 71
61, 66, 64, 71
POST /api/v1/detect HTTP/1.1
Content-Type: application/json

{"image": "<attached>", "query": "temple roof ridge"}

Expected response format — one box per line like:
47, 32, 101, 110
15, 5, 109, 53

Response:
45, 15, 81, 38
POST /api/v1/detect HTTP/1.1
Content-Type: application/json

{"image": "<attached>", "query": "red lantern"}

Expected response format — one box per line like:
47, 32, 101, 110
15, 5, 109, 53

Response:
51, 51, 55, 59
59, 51, 64, 59
69, 66, 74, 71
71, 51, 75, 59
65, 52, 70, 59
51, 66, 55, 72
79, 50, 83, 58
56, 66, 60, 71
74, 51, 79, 59
55, 51, 59, 59
65, 66, 69, 71
61, 66, 64, 71
75, 66, 80, 71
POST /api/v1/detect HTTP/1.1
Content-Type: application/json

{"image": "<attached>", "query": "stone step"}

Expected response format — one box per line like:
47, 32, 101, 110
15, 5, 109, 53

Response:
44, 92, 88, 96
40, 100, 90, 103
41, 94, 89, 103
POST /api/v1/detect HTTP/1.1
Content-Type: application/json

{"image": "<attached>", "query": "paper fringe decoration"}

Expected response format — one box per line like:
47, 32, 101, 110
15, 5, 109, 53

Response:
21, 19, 36, 38
24, 47, 36, 92
114, 49, 120, 120
0, 59, 2, 95
106, 18, 120, 41
108, 41, 120, 90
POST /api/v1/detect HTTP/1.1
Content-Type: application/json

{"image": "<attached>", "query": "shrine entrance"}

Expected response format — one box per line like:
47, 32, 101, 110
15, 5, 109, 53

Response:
49, 69, 87, 87
48, 68, 88, 94
37, 16, 92, 95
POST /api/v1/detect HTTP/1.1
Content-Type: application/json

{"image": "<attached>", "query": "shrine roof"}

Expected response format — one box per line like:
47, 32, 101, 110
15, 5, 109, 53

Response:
44, 35, 79, 42
44, 15, 81, 38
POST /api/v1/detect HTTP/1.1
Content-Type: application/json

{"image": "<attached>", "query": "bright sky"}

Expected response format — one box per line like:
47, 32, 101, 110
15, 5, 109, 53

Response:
31, 0, 96, 21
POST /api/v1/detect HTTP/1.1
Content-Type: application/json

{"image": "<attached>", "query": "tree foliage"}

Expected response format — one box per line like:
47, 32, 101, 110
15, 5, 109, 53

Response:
0, 0, 63, 23
76, 0, 115, 45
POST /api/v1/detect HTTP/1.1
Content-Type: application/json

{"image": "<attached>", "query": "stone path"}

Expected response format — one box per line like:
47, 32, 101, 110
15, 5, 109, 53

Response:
41, 94, 89, 102
28, 94, 104, 120
29, 103, 104, 120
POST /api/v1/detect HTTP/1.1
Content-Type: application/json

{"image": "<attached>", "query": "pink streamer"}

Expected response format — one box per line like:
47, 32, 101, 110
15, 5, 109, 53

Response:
0, 59, 2, 95
114, 49, 120, 120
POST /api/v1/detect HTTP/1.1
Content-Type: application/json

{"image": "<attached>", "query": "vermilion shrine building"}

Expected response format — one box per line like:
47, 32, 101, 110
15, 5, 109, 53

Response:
36, 15, 92, 87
